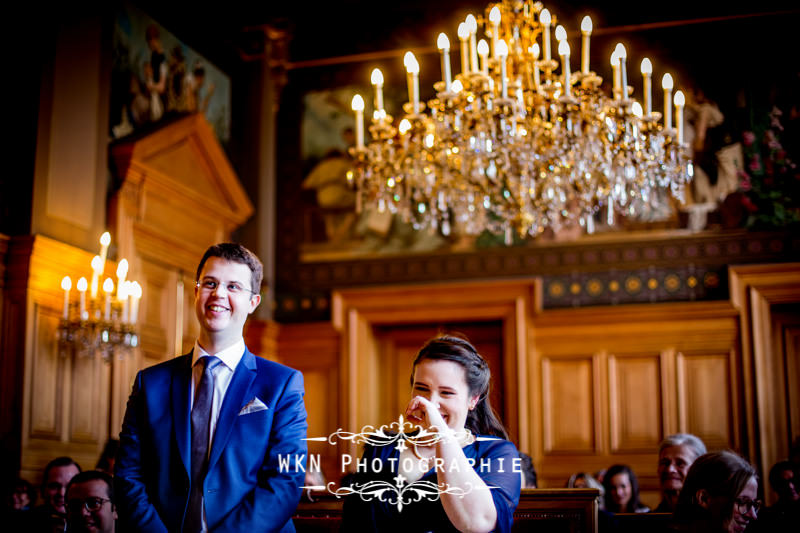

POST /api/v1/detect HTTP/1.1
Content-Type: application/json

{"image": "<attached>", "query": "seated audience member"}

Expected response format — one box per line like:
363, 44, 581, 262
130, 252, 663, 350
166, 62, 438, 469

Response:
752, 460, 800, 531
30, 456, 81, 531
673, 450, 759, 533
603, 464, 650, 513
3, 477, 36, 531
66, 471, 116, 533
568, 472, 605, 510
655, 433, 706, 512
341, 335, 521, 532
519, 452, 538, 489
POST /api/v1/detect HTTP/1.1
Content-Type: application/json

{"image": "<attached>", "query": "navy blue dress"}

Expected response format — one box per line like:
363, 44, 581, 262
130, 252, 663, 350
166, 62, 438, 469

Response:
342, 436, 521, 532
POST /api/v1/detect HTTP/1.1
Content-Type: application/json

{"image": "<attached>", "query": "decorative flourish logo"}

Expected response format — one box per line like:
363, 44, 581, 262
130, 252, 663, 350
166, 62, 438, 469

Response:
299, 415, 502, 511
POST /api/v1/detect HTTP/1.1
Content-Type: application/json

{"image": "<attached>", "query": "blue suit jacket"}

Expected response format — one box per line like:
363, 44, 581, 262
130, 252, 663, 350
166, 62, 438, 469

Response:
115, 348, 308, 532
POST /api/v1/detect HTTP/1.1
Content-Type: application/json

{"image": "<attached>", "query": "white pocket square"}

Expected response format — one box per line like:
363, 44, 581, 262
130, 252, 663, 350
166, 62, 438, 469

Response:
238, 397, 268, 415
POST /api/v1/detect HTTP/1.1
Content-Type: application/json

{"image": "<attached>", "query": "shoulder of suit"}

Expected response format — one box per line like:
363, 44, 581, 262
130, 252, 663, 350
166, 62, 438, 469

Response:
139, 352, 191, 377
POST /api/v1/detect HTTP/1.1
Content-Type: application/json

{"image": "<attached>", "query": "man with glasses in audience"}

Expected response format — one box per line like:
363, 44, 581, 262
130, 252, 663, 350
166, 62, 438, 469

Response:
66, 471, 116, 533
115, 243, 307, 532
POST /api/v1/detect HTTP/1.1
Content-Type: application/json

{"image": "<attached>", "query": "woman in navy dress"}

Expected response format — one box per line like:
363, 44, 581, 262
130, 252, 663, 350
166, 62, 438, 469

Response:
342, 336, 521, 532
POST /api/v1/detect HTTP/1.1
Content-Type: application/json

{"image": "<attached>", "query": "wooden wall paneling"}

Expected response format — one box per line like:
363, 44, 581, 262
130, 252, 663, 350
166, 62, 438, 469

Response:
785, 323, 800, 446
541, 355, 599, 454
676, 351, 736, 449
276, 322, 341, 480
27, 305, 65, 438
608, 353, 663, 453
729, 263, 800, 503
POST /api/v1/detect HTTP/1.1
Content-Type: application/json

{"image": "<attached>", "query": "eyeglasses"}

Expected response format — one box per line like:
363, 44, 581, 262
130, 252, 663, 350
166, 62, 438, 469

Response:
67, 497, 111, 513
196, 279, 256, 296
734, 497, 762, 515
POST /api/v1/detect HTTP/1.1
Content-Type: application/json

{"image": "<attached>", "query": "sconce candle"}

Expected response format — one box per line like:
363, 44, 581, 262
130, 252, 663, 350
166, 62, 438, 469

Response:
559, 40, 571, 97
403, 52, 420, 114
489, 6, 501, 59
580, 16, 592, 75
103, 278, 114, 321
674, 90, 685, 144
615, 43, 627, 99
611, 50, 621, 98
437, 33, 452, 91
370, 68, 384, 112
77, 277, 87, 320
530, 44, 541, 90
540, 9, 552, 61
497, 40, 509, 98
61, 276, 71, 319
457, 22, 469, 75
351, 94, 365, 148
98, 232, 110, 273
477, 39, 489, 74
116, 258, 128, 299
641, 58, 653, 116
90, 255, 102, 299
662, 73, 674, 129
130, 281, 142, 325
466, 14, 478, 73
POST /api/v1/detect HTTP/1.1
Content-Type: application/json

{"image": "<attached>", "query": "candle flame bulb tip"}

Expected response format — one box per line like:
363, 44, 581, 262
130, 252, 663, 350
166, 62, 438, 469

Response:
489, 6, 501, 24
371, 68, 383, 85
614, 43, 627, 59
674, 90, 685, 106
540, 8, 551, 25
555, 25, 567, 42
100, 232, 111, 246
662, 72, 674, 89
465, 14, 477, 32
61, 276, 72, 291
351, 94, 365, 111
437, 33, 450, 50
581, 15, 593, 34
558, 39, 570, 56
457, 22, 469, 39
77, 277, 88, 291
641, 58, 652, 75
477, 39, 489, 56
496, 39, 508, 57
103, 278, 114, 293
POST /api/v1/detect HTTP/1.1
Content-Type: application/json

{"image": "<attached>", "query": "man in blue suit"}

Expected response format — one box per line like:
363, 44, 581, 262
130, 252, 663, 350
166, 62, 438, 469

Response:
115, 243, 307, 532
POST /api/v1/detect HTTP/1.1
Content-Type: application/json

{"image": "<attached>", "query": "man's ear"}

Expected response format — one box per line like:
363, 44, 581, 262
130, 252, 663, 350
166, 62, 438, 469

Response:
695, 488, 711, 509
248, 293, 261, 314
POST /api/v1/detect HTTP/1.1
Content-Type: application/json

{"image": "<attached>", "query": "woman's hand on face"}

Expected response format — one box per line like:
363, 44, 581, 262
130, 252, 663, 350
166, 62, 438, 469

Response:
405, 395, 449, 434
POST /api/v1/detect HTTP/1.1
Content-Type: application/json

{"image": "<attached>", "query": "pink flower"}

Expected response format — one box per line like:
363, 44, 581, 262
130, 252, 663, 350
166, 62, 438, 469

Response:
749, 155, 762, 173
743, 131, 756, 146
739, 173, 752, 191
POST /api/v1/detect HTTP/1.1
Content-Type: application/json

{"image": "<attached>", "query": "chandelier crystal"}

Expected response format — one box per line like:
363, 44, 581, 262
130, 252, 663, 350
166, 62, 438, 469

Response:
348, 0, 693, 243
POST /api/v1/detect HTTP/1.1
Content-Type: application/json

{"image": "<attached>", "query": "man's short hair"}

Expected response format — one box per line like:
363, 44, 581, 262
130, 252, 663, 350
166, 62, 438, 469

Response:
658, 433, 707, 460
196, 243, 263, 294
519, 452, 537, 488
66, 470, 115, 505
42, 457, 81, 496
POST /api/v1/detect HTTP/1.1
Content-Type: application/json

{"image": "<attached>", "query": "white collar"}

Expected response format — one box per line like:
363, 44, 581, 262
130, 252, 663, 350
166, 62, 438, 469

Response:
192, 338, 245, 371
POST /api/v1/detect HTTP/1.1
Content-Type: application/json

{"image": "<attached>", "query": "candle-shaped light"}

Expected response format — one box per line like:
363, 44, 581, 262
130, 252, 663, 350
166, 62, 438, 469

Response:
130, 281, 142, 325
351, 94, 365, 148
674, 90, 685, 144
610, 49, 621, 97
103, 277, 114, 321
530, 44, 541, 90
451, 79, 463, 93
61, 276, 71, 319
117, 281, 131, 324
116, 258, 128, 299
98, 232, 110, 273
404, 52, 420, 114
398, 118, 412, 135
489, 6, 501, 59
77, 277, 87, 320
437, 33, 452, 91
641, 58, 653, 116
466, 14, 478, 73
371, 68, 384, 112
580, 16, 592, 75
477, 39, 489, 74
555, 25, 567, 44
497, 39, 509, 98
615, 43, 627, 99
662, 73, 674, 129
631, 101, 643, 118
457, 22, 470, 75
90, 255, 102, 299
540, 9, 552, 61
559, 39, 571, 97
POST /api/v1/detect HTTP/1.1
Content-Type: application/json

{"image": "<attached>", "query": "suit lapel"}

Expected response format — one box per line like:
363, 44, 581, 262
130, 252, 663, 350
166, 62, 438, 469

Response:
171, 352, 194, 476
207, 348, 257, 473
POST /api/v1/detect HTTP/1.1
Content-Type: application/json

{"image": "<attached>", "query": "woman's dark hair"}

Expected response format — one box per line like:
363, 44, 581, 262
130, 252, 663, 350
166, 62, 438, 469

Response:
603, 464, 643, 513
674, 450, 757, 527
410, 335, 508, 439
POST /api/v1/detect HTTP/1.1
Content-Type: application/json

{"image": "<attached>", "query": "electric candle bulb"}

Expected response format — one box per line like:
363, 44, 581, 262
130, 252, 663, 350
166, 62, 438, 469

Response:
614, 43, 627, 98
77, 277, 88, 319
130, 281, 142, 325
351, 94, 365, 149
559, 40, 571, 97
99, 232, 111, 269
477, 39, 489, 74
103, 277, 114, 321
398, 118, 412, 135
451, 79, 463, 93
555, 25, 567, 43
497, 39, 509, 97
438, 33, 452, 91
531, 43, 541, 89
641, 58, 653, 116
489, 6, 501, 59
404, 52, 420, 114
540, 9, 552, 61
61, 276, 72, 320
674, 90, 685, 144
662, 73, 674, 129
371, 68, 384, 112
116, 258, 128, 299
611, 49, 621, 97
631, 101, 643, 117
581, 15, 592, 74
466, 14, 478, 73
90, 255, 102, 299
458, 22, 470, 74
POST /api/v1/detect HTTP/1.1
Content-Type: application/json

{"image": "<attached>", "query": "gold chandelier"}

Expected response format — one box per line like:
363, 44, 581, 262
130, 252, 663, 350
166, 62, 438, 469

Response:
347, 0, 693, 242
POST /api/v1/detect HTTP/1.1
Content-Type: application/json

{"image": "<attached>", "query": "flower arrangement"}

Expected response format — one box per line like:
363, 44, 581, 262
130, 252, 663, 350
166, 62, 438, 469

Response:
737, 106, 800, 228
